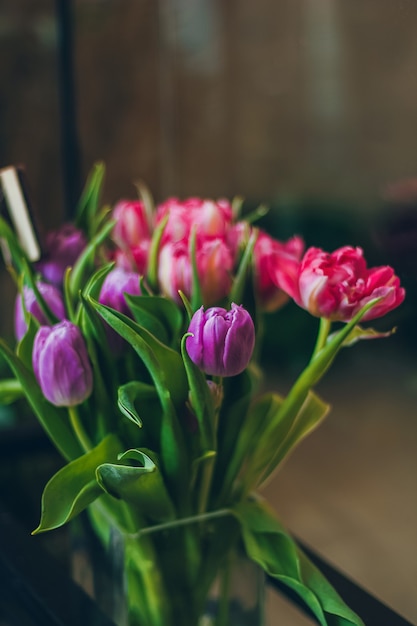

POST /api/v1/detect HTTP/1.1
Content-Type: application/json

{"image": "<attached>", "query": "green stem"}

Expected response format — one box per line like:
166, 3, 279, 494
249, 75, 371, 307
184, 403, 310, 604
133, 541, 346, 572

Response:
131, 508, 233, 539
68, 405, 92, 453
311, 317, 332, 360
215, 550, 233, 626
197, 377, 222, 514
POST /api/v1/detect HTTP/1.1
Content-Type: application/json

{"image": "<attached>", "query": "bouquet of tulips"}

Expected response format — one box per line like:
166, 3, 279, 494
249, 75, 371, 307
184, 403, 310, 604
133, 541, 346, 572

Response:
0, 163, 405, 626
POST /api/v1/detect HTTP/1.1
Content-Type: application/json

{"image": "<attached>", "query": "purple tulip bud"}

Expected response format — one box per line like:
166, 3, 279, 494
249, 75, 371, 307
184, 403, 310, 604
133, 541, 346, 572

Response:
32, 320, 93, 407
186, 304, 255, 377
36, 224, 87, 286
15, 283, 66, 341
99, 267, 141, 314
98, 267, 141, 353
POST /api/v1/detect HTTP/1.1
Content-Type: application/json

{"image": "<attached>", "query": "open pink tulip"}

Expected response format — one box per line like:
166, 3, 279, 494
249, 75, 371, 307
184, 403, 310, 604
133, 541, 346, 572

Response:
253, 231, 304, 312
291, 245, 405, 321
186, 304, 255, 377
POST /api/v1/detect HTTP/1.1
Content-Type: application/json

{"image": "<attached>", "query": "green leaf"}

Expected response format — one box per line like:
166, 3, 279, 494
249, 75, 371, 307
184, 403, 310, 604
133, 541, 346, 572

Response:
259, 390, 330, 486
97, 448, 176, 522
90, 299, 188, 408
329, 324, 397, 347
0, 378, 23, 404
69, 219, 115, 300
126, 299, 169, 346
126, 294, 184, 347
33, 434, 122, 534
234, 498, 365, 626
178, 290, 193, 323
147, 212, 168, 291
21, 258, 60, 325
229, 228, 258, 307
89, 299, 188, 505
243, 390, 330, 491
134, 179, 155, 230
0, 215, 29, 274
251, 299, 382, 480
16, 314, 39, 369
75, 162, 105, 233
221, 392, 283, 500
118, 381, 158, 428
189, 228, 203, 311
0, 338, 83, 461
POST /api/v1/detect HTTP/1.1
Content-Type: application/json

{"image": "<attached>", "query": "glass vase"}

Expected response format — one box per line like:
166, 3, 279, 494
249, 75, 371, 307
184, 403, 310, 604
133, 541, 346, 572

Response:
71, 510, 265, 626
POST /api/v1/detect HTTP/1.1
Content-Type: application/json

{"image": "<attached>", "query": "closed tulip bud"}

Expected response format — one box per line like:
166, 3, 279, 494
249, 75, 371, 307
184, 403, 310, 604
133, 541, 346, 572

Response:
15, 283, 66, 341
99, 267, 141, 352
156, 197, 233, 244
186, 304, 255, 377
158, 238, 233, 306
112, 200, 152, 249
32, 321, 93, 406
99, 267, 141, 316
36, 224, 87, 286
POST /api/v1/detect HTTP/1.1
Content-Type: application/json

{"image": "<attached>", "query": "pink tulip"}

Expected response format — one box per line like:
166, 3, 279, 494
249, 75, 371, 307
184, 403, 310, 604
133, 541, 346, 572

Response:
253, 232, 305, 312
291, 245, 405, 321
114, 239, 151, 275
112, 200, 152, 249
156, 197, 233, 244
158, 241, 192, 304
158, 237, 233, 306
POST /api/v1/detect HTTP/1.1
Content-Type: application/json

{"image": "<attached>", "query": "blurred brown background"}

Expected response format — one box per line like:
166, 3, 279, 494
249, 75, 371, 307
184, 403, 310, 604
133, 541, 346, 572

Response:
0, 1, 416, 624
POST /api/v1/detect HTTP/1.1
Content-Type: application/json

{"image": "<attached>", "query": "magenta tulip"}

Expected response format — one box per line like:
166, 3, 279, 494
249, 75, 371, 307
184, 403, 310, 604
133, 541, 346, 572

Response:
291, 246, 405, 321
186, 304, 255, 377
15, 283, 66, 341
32, 321, 93, 406
36, 224, 86, 286
253, 231, 304, 312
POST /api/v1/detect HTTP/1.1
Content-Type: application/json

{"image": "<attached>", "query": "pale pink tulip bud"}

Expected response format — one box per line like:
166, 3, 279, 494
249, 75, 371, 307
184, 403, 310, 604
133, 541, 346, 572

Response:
156, 197, 233, 244
158, 237, 233, 306
114, 240, 151, 275
158, 241, 192, 304
112, 200, 152, 249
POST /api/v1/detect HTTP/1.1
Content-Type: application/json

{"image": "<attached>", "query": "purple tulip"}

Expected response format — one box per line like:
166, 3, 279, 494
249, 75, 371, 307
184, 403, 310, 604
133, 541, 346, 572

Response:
186, 304, 255, 377
15, 283, 66, 341
99, 267, 141, 315
32, 320, 93, 407
98, 267, 141, 353
36, 224, 87, 286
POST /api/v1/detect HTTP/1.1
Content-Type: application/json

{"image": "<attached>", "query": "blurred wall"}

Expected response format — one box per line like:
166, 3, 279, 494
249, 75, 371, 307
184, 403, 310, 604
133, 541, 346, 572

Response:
1, 0, 417, 333
1, 1, 417, 213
